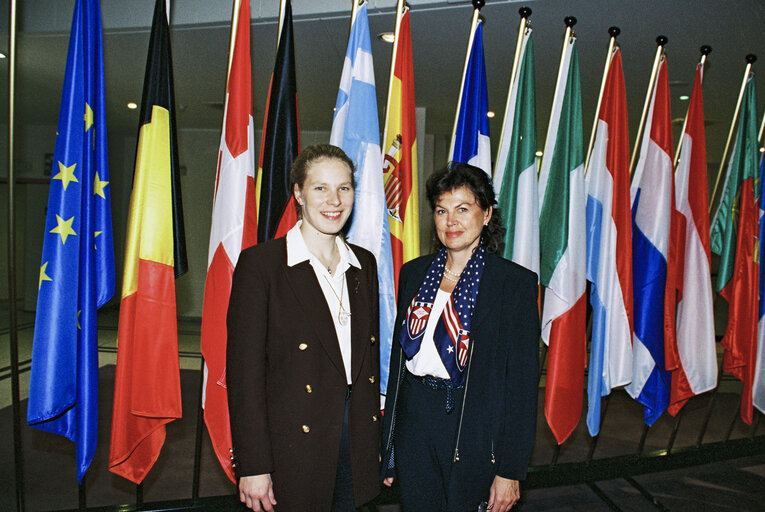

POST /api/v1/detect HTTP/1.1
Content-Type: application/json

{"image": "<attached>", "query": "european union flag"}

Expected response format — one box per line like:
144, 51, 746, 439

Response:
27, 0, 114, 482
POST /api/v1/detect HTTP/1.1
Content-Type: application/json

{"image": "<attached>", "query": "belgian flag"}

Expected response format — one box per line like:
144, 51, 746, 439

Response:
109, 0, 187, 484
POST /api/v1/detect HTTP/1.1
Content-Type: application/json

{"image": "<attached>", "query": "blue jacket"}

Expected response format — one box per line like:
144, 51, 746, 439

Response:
381, 251, 539, 511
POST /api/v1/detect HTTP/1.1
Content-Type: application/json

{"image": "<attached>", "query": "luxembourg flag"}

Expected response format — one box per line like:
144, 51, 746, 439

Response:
626, 56, 680, 426
450, 18, 491, 175
538, 36, 586, 444
329, 1, 396, 398
669, 60, 717, 415
585, 47, 633, 436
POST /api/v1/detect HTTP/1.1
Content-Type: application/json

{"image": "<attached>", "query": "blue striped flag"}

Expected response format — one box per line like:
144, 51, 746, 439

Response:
329, 1, 396, 399
27, 0, 114, 482
450, 18, 491, 175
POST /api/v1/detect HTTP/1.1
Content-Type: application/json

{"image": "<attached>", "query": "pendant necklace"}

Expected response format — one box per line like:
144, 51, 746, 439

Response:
323, 273, 351, 326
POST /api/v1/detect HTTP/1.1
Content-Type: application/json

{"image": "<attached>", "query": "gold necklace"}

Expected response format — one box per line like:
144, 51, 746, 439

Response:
323, 273, 351, 326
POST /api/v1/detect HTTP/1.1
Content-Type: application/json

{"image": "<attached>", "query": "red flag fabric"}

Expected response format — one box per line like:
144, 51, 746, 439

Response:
200, 0, 256, 483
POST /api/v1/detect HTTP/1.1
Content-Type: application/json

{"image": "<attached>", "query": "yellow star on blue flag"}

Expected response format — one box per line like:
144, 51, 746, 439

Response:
27, 0, 115, 483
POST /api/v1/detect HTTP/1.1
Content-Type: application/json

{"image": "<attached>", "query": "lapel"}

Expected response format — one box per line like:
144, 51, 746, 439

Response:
346, 263, 367, 383
470, 253, 496, 332
283, 260, 346, 379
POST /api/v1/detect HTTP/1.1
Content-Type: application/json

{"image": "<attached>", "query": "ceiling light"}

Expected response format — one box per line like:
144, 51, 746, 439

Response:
760, 147, 765, 153
127, 102, 137, 110
486, 111, 495, 118
0, 53, 6, 59
377, 32, 395, 44
679, 95, 690, 101
535, 150, 543, 157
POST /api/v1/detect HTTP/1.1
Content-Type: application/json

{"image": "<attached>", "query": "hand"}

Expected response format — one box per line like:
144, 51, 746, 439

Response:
487, 476, 519, 512
383, 477, 394, 487
238, 473, 277, 512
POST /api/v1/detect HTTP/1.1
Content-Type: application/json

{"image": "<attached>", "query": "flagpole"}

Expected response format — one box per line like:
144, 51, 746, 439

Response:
350, 0, 361, 28
226, 0, 242, 79
759, 107, 765, 145
539, 16, 576, 174
584, 27, 619, 177
277, 0, 287, 50
709, 54, 757, 213
673, 46, 711, 168
629, 35, 667, 176
494, 6, 531, 170
382, 0, 406, 141
7, 0, 23, 509
448, 0, 483, 160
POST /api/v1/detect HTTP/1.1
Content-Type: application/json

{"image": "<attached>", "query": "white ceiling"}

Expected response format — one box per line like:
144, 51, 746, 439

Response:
7, 0, 765, 169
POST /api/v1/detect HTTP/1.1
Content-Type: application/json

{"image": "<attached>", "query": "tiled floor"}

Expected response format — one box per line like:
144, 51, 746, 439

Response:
3, 306, 765, 511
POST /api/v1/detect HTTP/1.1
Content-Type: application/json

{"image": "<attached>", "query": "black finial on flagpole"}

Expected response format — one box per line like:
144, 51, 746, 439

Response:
608, 26, 620, 38
472, 0, 485, 10
745, 54, 757, 64
656, 35, 668, 46
564, 16, 577, 27
519, 6, 532, 18
700, 45, 712, 56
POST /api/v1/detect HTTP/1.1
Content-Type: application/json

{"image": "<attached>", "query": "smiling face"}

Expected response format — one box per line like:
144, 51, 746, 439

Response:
434, 186, 492, 255
294, 157, 355, 236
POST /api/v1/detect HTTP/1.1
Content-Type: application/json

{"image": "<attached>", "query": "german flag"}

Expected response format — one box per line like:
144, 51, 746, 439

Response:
109, 0, 186, 484
256, 0, 299, 241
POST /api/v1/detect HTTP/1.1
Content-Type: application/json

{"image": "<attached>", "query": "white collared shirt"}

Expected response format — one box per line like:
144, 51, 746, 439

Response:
286, 221, 361, 384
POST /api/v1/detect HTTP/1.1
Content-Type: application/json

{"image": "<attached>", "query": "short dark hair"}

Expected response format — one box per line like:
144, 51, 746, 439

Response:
425, 161, 505, 254
290, 144, 355, 217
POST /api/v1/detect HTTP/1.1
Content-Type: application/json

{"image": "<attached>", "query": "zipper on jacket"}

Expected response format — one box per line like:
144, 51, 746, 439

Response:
452, 339, 476, 463
384, 346, 405, 458
491, 439, 495, 464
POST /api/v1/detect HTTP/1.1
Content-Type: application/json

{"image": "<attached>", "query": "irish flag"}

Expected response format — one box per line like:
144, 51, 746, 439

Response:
538, 36, 586, 444
494, 26, 538, 274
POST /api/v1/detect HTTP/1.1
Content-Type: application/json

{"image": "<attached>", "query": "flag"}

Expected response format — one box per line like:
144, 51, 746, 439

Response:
200, 0, 256, 483
669, 61, 717, 415
538, 36, 586, 444
257, 0, 299, 241
585, 47, 633, 436
109, 0, 186, 483
450, 18, 491, 175
27, 0, 114, 482
493, 27, 538, 274
383, 5, 420, 289
754, 151, 765, 416
329, 2, 396, 399
710, 74, 759, 424
626, 56, 680, 426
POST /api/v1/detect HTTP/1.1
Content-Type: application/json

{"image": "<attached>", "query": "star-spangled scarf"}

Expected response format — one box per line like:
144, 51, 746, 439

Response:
400, 246, 486, 386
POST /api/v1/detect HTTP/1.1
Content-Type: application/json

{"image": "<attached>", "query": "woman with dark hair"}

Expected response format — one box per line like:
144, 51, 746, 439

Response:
381, 162, 539, 512
227, 144, 381, 512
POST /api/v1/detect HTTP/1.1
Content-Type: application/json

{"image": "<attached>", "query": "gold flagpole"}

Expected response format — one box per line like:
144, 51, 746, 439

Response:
759, 106, 765, 144
673, 46, 711, 167
226, 0, 243, 84
584, 27, 620, 177
276, 0, 287, 50
629, 35, 667, 176
350, 0, 361, 30
494, 6, 532, 169
709, 54, 757, 212
539, 16, 576, 174
448, 0, 484, 159
382, 0, 406, 140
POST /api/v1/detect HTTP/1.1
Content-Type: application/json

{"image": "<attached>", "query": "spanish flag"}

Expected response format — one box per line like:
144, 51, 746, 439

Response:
383, 6, 420, 287
109, 0, 186, 484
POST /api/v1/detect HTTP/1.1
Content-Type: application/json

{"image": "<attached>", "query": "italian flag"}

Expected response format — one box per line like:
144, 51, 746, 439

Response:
538, 36, 586, 444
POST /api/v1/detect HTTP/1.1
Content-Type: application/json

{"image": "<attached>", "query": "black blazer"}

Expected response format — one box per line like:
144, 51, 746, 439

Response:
227, 237, 381, 512
381, 251, 539, 511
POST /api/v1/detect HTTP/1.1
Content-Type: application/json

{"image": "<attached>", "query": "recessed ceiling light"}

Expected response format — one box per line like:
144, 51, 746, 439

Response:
679, 95, 690, 101
486, 111, 495, 118
760, 147, 765, 153
0, 53, 6, 59
535, 150, 543, 157
127, 102, 137, 110
377, 32, 395, 44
